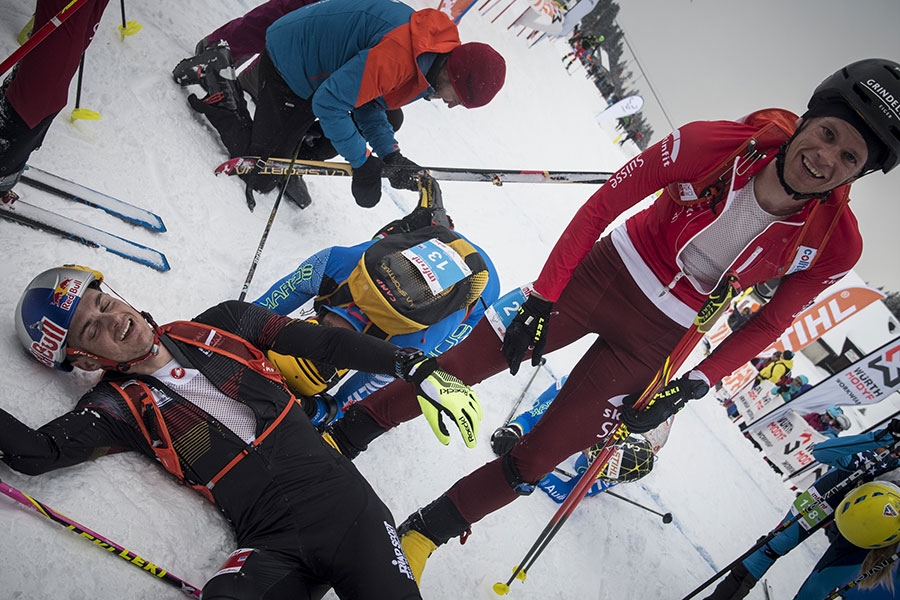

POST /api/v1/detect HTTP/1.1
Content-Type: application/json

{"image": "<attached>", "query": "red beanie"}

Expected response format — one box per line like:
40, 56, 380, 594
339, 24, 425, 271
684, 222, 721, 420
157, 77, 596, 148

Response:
446, 42, 506, 108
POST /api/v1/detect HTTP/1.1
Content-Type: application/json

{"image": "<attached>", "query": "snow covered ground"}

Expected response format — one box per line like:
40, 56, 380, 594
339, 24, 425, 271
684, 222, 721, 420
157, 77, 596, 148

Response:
0, 2, 842, 599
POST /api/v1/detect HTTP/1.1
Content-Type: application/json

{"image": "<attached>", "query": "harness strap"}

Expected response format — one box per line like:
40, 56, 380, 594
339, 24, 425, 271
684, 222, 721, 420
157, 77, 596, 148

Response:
110, 320, 304, 502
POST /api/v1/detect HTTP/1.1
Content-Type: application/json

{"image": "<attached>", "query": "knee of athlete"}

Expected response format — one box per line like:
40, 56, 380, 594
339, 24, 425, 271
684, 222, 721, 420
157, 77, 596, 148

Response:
501, 453, 542, 496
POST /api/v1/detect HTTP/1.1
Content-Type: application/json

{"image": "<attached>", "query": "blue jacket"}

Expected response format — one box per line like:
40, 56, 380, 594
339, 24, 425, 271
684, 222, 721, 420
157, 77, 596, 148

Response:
254, 232, 500, 411
265, 0, 461, 166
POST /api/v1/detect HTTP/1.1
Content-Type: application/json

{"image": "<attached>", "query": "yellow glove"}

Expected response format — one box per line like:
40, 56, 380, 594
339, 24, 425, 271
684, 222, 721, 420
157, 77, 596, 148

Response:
406, 358, 482, 447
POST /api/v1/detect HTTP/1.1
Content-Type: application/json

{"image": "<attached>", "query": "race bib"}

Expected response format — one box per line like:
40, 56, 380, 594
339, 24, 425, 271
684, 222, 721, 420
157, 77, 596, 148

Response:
401, 238, 471, 295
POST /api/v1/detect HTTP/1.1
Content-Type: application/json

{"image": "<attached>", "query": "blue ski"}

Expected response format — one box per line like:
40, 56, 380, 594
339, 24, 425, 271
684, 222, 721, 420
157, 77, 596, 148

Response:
21, 165, 167, 232
0, 194, 170, 272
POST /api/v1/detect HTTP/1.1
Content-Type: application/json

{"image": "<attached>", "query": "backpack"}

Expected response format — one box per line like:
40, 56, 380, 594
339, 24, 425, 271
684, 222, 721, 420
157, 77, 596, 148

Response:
314, 225, 489, 339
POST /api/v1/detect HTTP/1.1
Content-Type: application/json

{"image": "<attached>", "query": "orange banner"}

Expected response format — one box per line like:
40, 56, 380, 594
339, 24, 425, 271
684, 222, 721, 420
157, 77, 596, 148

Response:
763, 286, 885, 354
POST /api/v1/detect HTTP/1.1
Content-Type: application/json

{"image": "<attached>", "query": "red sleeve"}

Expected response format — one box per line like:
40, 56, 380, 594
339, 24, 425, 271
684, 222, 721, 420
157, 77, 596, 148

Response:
532, 120, 756, 301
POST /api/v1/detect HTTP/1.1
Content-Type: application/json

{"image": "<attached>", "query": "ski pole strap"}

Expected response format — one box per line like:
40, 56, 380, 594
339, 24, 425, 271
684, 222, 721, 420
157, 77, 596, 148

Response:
824, 552, 900, 600
0, 479, 202, 597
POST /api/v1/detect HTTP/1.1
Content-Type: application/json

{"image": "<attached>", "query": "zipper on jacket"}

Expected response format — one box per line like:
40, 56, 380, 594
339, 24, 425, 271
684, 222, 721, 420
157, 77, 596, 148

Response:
659, 272, 685, 297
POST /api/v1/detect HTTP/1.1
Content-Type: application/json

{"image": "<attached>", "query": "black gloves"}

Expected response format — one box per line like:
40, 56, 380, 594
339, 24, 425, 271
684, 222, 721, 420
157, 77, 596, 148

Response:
502, 295, 553, 375
383, 152, 427, 191
620, 375, 710, 433
351, 155, 385, 208
877, 418, 900, 441
490, 423, 523, 456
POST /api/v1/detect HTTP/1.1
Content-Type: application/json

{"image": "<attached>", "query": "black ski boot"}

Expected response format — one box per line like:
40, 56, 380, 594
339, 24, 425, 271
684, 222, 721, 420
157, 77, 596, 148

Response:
285, 176, 312, 209
702, 562, 758, 600
398, 495, 471, 584
172, 40, 243, 111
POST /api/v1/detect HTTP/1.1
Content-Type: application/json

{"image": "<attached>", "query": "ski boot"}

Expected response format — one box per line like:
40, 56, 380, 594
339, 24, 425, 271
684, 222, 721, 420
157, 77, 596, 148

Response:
0, 169, 23, 203
285, 176, 312, 209
172, 40, 243, 112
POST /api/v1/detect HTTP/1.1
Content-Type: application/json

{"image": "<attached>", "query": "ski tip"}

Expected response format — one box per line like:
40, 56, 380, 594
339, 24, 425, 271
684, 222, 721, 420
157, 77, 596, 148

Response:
215, 157, 243, 176
492, 582, 510, 595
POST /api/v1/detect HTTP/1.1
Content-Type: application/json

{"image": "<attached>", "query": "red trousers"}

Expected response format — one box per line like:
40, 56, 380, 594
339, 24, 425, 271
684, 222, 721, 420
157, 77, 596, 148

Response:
359, 237, 687, 525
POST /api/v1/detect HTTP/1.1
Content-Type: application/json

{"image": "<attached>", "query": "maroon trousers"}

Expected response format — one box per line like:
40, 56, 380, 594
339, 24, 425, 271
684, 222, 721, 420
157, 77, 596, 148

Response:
358, 237, 688, 525
7, 0, 111, 128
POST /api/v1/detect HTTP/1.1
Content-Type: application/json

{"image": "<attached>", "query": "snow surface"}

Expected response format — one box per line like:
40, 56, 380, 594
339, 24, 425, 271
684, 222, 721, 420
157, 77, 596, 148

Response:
0, 2, 834, 598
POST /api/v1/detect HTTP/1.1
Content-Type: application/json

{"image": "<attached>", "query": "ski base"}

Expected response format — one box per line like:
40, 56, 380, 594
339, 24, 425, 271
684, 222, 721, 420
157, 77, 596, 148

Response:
216, 156, 611, 185
22, 165, 167, 232
0, 194, 170, 272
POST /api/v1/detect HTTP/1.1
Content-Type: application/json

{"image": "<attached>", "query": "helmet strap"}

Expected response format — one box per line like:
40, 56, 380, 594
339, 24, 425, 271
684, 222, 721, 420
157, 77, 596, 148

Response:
774, 140, 832, 202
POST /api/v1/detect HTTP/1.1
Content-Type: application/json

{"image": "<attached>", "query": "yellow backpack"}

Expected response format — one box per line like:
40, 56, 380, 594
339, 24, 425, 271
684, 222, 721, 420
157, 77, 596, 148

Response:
314, 225, 489, 339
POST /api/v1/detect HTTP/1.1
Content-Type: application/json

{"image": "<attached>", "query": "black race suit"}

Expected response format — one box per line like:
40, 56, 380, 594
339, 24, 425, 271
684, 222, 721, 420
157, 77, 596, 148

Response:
0, 301, 421, 599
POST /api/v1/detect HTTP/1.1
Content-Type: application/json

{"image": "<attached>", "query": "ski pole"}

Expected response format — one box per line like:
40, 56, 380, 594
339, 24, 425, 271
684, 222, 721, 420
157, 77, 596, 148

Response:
117, 0, 142, 39
553, 467, 673, 523
502, 357, 547, 425
605, 490, 673, 524
0, 0, 93, 77
493, 325, 702, 595
237, 142, 303, 302
70, 53, 101, 122
216, 156, 613, 185
0, 479, 202, 597
680, 441, 900, 600
823, 552, 900, 600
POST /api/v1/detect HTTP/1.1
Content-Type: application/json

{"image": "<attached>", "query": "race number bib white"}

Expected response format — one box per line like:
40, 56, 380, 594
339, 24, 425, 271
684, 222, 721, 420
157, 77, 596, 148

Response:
484, 284, 534, 340
401, 238, 471, 295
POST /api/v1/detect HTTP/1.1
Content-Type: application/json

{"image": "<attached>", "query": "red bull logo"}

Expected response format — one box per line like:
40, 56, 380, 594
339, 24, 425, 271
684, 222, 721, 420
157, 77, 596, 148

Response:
30, 317, 68, 367
51, 277, 84, 312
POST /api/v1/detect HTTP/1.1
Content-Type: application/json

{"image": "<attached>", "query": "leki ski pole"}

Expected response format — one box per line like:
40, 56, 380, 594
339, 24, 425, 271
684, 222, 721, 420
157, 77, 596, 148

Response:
493, 324, 703, 595
493, 274, 741, 594
0, 479, 202, 597
552, 467, 673, 524
823, 551, 900, 600
0, 0, 93, 77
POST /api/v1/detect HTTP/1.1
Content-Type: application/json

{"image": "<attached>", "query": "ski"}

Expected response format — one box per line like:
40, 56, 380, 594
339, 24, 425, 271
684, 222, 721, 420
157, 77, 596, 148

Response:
21, 165, 167, 232
0, 194, 170, 272
216, 156, 612, 185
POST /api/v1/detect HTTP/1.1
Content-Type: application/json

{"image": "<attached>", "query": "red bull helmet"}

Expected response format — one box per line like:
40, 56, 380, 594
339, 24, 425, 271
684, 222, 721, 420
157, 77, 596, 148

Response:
15, 265, 103, 370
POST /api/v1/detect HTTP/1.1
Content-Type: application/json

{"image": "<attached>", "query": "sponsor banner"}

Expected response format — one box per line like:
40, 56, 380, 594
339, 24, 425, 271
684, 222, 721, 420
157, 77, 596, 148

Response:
713, 286, 883, 400
732, 380, 784, 423
762, 286, 884, 355
595, 95, 645, 123
751, 335, 900, 427
437, 0, 479, 23
719, 362, 759, 401
747, 410, 829, 476
513, 0, 564, 33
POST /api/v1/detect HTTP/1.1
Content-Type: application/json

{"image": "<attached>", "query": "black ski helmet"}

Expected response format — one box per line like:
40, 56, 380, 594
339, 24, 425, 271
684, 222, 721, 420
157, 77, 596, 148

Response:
807, 58, 900, 174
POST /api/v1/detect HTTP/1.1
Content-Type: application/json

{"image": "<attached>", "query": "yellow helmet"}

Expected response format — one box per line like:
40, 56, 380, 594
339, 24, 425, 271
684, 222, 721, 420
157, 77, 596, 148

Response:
835, 481, 900, 549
